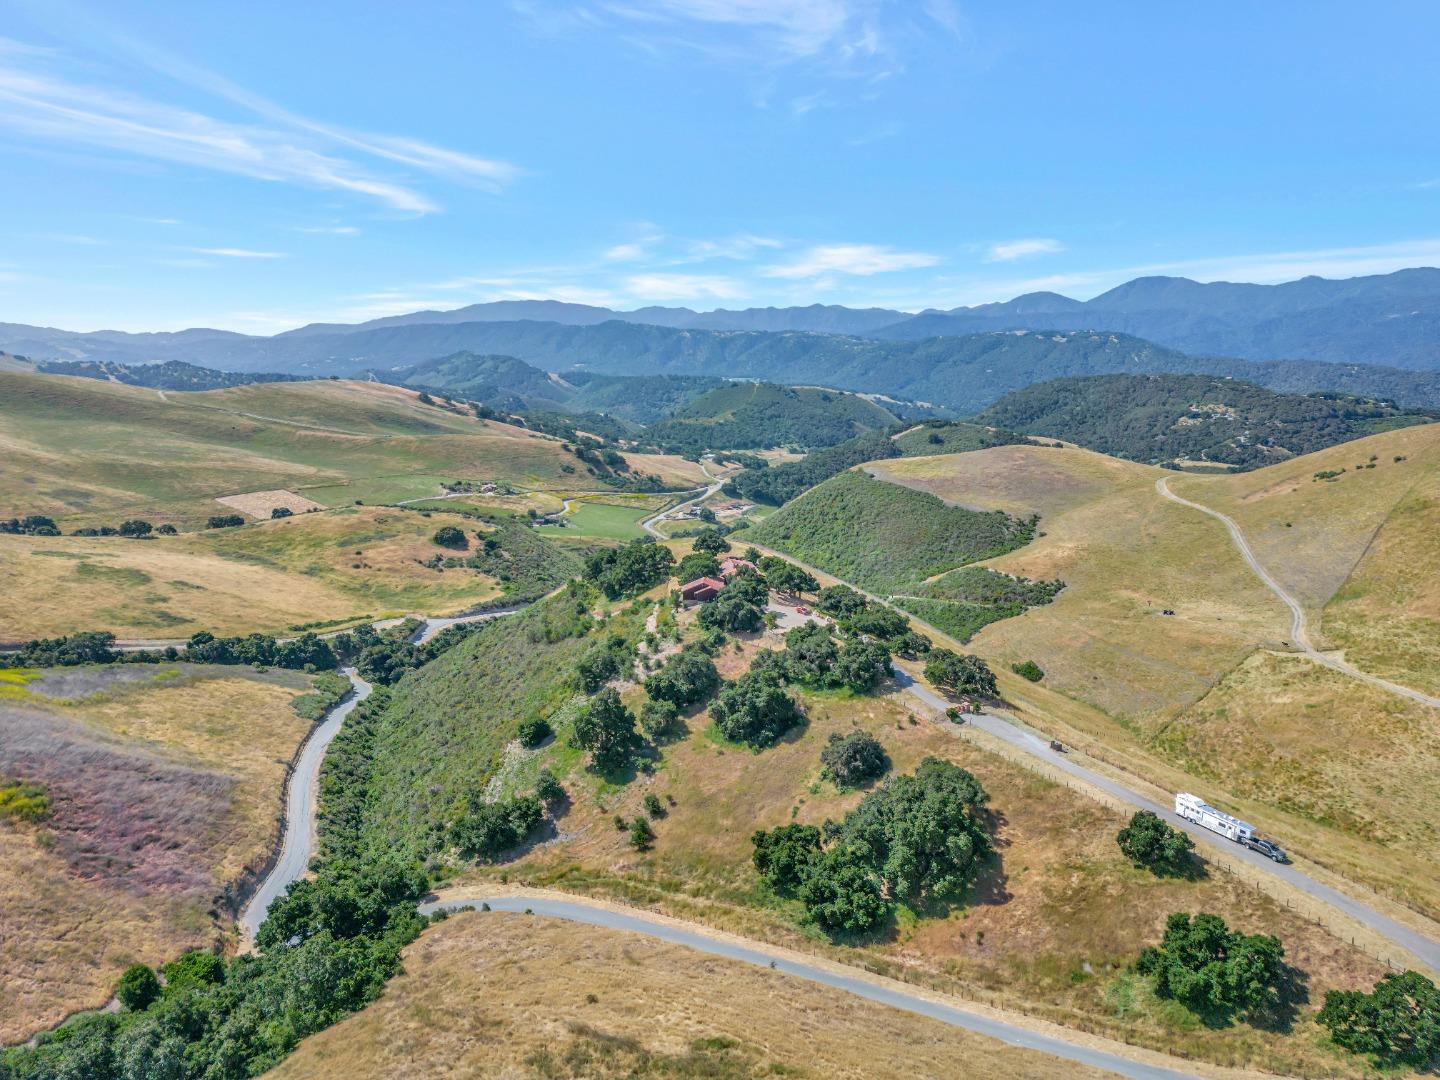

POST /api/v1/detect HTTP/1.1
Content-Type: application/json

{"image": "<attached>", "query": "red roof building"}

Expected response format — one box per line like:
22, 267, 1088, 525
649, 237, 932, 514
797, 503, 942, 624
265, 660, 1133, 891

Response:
680, 576, 724, 602
718, 557, 757, 579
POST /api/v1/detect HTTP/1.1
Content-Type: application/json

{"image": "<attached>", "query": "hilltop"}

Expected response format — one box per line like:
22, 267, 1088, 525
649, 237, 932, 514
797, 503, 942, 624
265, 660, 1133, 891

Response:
976, 372, 1435, 469
867, 423, 1440, 915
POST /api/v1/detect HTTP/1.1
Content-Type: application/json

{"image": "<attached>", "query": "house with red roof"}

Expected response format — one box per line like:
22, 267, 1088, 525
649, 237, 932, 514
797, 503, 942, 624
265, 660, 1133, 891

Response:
680, 576, 724, 603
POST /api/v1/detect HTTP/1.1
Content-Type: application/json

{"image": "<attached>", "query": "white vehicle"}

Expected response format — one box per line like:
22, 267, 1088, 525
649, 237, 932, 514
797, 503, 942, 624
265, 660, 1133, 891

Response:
1174, 792, 1255, 844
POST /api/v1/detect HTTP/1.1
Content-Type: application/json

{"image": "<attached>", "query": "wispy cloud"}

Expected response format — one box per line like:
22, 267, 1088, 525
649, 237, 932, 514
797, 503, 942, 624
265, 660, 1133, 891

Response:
36, 232, 104, 245
924, 238, 1440, 310
517, 1, 959, 78
191, 247, 286, 259
604, 242, 650, 262
763, 242, 940, 279
624, 272, 744, 300
0, 34, 519, 214
984, 237, 1064, 262
294, 224, 361, 236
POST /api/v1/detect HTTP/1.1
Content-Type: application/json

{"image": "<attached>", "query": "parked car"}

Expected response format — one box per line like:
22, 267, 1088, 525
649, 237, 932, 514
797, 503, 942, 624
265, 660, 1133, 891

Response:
795, 606, 811, 615
1048, 739, 1065, 753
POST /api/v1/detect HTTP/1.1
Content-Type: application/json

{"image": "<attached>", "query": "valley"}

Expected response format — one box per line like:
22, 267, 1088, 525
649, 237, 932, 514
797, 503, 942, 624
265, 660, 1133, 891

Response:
5, 301, 1440, 1079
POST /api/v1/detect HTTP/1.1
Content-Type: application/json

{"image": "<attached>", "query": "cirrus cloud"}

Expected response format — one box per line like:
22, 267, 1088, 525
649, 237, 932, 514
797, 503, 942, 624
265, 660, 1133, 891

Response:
984, 238, 1065, 262
763, 242, 941, 279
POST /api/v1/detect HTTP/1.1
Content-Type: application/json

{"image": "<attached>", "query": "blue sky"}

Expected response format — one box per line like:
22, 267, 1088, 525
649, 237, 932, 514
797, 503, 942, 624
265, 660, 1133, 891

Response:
2, 0, 1439, 332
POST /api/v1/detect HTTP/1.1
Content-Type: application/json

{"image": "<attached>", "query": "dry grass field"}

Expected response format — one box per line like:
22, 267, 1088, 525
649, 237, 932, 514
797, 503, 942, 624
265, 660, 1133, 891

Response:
0, 506, 503, 639
0, 372, 711, 528
269, 912, 1113, 1080
873, 446, 1292, 719
865, 429, 1440, 917
1321, 462, 1440, 695
458, 659, 1387, 1078
1152, 650, 1440, 910
214, 489, 327, 519
1167, 422, 1440, 621
0, 664, 316, 1042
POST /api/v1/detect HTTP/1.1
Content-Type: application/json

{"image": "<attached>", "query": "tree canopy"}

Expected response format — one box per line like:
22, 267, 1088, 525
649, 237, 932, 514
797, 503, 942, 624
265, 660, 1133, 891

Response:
1135, 912, 1286, 1019
1116, 810, 1196, 876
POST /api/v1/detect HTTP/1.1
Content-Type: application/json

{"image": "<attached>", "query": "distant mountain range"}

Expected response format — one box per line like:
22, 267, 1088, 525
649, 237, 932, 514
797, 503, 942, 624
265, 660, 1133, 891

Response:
875, 268, 1440, 369
4, 268, 1440, 411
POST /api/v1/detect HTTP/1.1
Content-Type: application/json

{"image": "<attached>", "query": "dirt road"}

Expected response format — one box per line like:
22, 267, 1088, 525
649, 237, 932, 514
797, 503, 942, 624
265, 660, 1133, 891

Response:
1155, 477, 1440, 710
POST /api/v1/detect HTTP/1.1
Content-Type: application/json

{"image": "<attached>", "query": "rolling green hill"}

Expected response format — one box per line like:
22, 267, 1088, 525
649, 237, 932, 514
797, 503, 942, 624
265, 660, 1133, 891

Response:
748, 468, 1036, 593
645, 381, 903, 452
976, 373, 1435, 469
395, 351, 727, 423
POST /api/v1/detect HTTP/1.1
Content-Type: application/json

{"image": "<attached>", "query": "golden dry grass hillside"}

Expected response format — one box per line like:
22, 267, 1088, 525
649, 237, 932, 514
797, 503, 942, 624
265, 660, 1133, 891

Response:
442, 632, 1387, 1079
268, 912, 1114, 1080
0, 663, 319, 1042
0, 506, 504, 639
0, 371, 711, 527
868, 428, 1440, 916
1167, 421, 1440, 621
871, 446, 1293, 719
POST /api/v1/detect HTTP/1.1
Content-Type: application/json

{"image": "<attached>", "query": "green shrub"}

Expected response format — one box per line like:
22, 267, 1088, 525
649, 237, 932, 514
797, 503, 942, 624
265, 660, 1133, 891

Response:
1135, 912, 1285, 1019
432, 525, 467, 549
0, 779, 50, 823
115, 963, 161, 1011
710, 668, 800, 748
820, 730, 889, 787
518, 717, 553, 748
1011, 659, 1044, 682
924, 649, 997, 697
1317, 970, 1440, 1066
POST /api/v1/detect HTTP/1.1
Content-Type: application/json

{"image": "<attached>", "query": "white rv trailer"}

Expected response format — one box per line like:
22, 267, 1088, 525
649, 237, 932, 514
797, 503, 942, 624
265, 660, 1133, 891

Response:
1174, 793, 1255, 843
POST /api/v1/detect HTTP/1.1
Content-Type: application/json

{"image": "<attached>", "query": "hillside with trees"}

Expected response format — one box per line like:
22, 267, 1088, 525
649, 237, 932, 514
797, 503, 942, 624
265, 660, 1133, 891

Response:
749, 469, 1037, 593
976, 373, 1435, 469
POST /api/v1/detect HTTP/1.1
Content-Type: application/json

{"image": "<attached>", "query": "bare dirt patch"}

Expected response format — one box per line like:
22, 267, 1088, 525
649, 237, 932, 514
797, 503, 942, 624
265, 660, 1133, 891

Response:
215, 488, 326, 519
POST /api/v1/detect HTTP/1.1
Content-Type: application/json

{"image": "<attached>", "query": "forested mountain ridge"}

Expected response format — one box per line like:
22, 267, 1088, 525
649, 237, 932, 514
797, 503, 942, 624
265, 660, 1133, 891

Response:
976, 373, 1436, 469
8, 269, 1440, 372
36, 358, 307, 390
876, 268, 1440, 369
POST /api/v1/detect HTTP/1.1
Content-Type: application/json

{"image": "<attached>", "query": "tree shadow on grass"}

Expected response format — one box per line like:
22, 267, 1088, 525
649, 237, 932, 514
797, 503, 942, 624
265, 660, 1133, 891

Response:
1247, 961, 1309, 1035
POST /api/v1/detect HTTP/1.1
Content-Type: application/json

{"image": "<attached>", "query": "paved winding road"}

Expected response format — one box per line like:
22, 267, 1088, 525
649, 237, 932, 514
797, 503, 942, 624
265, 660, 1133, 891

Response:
239, 667, 372, 940
744, 540, 1440, 972
421, 894, 1201, 1080
1155, 477, 1440, 711
892, 670, 1440, 973
642, 461, 724, 537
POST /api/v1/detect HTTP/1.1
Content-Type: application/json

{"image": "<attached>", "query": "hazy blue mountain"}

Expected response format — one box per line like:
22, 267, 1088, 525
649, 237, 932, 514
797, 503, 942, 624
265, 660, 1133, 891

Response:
875, 268, 1440, 369
6, 268, 1439, 373
279, 300, 910, 338
7, 314, 1440, 412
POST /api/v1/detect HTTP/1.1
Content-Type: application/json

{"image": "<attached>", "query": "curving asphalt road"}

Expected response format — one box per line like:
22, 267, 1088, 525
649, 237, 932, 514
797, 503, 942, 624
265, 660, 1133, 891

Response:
642, 461, 724, 537
1155, 477, 1440, 711
238, 667, 372, 940
742, 539, 1440, 972
420, 894, 1200, 1080
892, 668, 1440, 974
